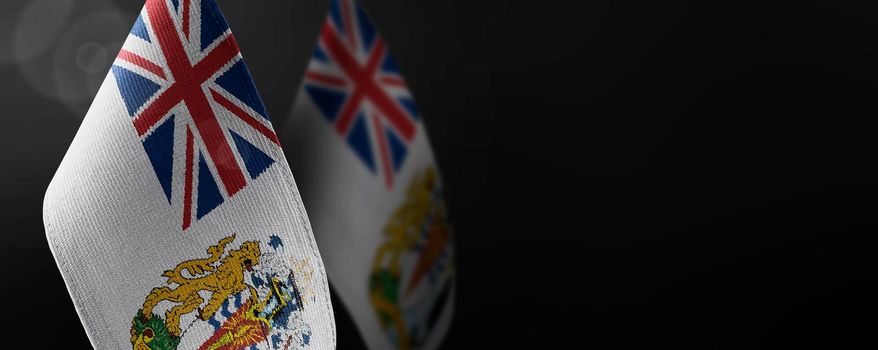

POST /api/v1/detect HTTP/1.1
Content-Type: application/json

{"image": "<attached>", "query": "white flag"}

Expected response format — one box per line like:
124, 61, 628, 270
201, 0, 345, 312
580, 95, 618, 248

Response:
282, 1, 455, 349
43, 1, 335, 349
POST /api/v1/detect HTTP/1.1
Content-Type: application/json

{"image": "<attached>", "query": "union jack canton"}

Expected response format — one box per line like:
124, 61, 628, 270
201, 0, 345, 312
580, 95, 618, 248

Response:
112, 0, 280, 230
303, 0, 422, 188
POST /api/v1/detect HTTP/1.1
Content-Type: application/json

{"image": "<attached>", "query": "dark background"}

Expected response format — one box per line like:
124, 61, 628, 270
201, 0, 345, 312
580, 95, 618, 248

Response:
2, 0, 877, 348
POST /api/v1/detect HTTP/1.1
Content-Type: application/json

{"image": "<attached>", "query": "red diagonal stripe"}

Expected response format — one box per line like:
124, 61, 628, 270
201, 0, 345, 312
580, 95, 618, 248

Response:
371, 113, 394, 188
379, 76, 406, 88
210, 88, 280, 146
118, 49, 166, 79
193, 36, 240, 83
306, 71, 348, 88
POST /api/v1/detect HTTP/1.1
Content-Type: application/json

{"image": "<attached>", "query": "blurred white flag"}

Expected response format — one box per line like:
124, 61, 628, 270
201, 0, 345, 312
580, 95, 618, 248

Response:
282, 1, 455, 349
43, 1, 335, 349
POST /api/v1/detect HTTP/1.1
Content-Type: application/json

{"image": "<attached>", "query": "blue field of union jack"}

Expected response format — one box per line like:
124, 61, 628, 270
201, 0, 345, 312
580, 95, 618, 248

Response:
303, 0, 422, 188
111, 0, 279, 230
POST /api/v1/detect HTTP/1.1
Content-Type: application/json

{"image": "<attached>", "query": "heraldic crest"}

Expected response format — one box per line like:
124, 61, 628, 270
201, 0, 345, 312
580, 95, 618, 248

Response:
131, 234, 316, 350
369, 167, 455, 349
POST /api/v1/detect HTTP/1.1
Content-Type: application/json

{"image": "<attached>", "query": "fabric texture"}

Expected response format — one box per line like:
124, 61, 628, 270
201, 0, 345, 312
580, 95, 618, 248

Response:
43, 1, 335, 349
281, 1, 454, 349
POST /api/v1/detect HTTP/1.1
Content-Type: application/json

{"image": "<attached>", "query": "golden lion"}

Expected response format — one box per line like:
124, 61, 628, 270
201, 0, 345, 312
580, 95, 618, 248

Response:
141, 234, 261, 337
